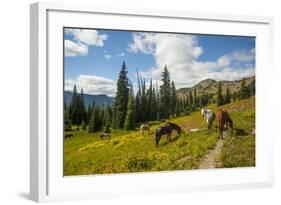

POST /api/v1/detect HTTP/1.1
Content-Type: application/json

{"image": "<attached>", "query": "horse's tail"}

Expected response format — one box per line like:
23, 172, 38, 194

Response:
211, 112, 216, 121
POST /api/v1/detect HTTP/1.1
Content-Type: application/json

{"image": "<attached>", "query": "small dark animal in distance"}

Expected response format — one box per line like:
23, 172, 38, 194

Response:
64, 134, 74, 138
100, 133, 111, 140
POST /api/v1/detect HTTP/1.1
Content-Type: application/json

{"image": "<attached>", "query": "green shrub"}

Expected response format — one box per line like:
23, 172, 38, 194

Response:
81, 121, 87, 130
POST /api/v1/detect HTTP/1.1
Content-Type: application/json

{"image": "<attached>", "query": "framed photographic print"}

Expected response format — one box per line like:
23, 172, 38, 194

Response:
30, 2, 274, 202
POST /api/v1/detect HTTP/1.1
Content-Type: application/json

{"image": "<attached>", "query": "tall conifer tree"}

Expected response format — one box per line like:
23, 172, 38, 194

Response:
124, 84, 136, 130
217, 82, 223, 106
226, 87, 231, 104
113, 61, 129, 129
171, 81, 177, 115
70, 84, 80, 124
159, 65, 171, 119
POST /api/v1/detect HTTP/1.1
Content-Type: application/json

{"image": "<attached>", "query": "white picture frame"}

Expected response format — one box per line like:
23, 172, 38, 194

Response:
30, 2, 274, 202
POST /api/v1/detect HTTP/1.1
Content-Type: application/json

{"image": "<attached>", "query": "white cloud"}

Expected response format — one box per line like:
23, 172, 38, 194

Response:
217, 48, 255, 67
217, 56, 230, 67
118, 52, 125, 57
128, 33, 156, 54
64, 40, 88, 57
65, 74, 116, 96
64, 28, 108, 58
104, 54, 112, 60
128, 32, 255, 88
65, 28, 107, 46
103, 50, 112, 60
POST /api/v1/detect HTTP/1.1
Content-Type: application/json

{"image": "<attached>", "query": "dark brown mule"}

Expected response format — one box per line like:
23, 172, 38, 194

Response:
216, 109, 233, 139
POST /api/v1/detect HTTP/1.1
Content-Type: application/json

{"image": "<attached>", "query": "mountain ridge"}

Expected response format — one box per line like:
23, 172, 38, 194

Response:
177, 76, 255, 99
64, 91, 114, 107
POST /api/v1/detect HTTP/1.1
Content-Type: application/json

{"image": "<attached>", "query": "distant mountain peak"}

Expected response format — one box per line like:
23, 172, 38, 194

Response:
196, 78, 217, 89
176, 76, 255, 99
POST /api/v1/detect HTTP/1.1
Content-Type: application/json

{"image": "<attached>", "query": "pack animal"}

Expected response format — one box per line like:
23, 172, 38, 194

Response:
201, 108, 216, 133
155, 122, 181, 145
100, 133, 111, 140
140, 124, 150, 135
64, 134, 74, 138
216, 109, 233, 139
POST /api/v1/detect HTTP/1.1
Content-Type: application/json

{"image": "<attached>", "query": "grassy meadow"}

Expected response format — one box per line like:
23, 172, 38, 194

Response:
64, 97, 255, 176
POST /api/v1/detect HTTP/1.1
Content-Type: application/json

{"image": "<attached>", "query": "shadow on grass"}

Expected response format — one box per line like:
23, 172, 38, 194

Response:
158, 135, 181, 146
234, 128, 248, 136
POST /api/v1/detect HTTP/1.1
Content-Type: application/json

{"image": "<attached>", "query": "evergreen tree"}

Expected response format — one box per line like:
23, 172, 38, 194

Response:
175, 101, 180, 117
135, 69, 142, 123
151, 86, 158, 121
113, 61, 129, 129
106, 105, 113, 124
64, 101, 69, 121
232, 92, 238, 102
79, 88, 86, 123
135, 90, 141, 122
171, 81, 177, 116
124, 85, 136, 130
81, 120, 86, 130
194, 88, 197, 107
156, 84, 160, 121
70, 84, 79, 124
198, 95, 202, 107
159, 65, 171, 119
140, 79, 147, 121
104, 119, 110, 133
88, 106, 103, 133
146, 79, 153, 121
217, 82, 223, 106
226, 87, 231, 104
189, 89, 193, 108
104, 107, 111, 133
239, 78, 250, 99
86, 105, 92, 124
64, 102, 72, 131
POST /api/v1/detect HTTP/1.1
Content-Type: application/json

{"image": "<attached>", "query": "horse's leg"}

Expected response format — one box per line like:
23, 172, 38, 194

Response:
156, 134, 160, 145
168, 131, 172, 141
218, 129, 220, 139
207, 120, 211, 134
219, 124, 223, 139
210, 121, 213, 134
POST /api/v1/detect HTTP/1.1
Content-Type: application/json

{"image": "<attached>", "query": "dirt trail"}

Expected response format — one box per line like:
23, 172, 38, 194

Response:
198, 139, 224, 169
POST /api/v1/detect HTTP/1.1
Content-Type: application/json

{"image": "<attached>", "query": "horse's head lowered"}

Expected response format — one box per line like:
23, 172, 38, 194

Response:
201, 108, 207, 117
168, 122, 182, 135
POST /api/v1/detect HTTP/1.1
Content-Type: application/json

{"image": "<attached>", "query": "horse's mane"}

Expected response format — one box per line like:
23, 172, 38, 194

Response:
167, 122, 181, 130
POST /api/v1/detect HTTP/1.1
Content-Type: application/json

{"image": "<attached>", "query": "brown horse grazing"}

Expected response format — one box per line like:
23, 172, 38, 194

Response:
216, 109, 233, 139
155, 122, 181, 145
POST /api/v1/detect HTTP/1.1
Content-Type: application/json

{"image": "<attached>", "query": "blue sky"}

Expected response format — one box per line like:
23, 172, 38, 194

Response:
64, 28, 255, 96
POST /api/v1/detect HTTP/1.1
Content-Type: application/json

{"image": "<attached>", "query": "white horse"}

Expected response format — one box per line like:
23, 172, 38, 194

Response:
140, 124, 150, 135
201, 108, 216, 133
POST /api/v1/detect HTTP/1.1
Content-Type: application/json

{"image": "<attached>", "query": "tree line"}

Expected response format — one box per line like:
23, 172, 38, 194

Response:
112, 62, 180, 130
216, 78, 255, 106
64, 61, 255, 133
